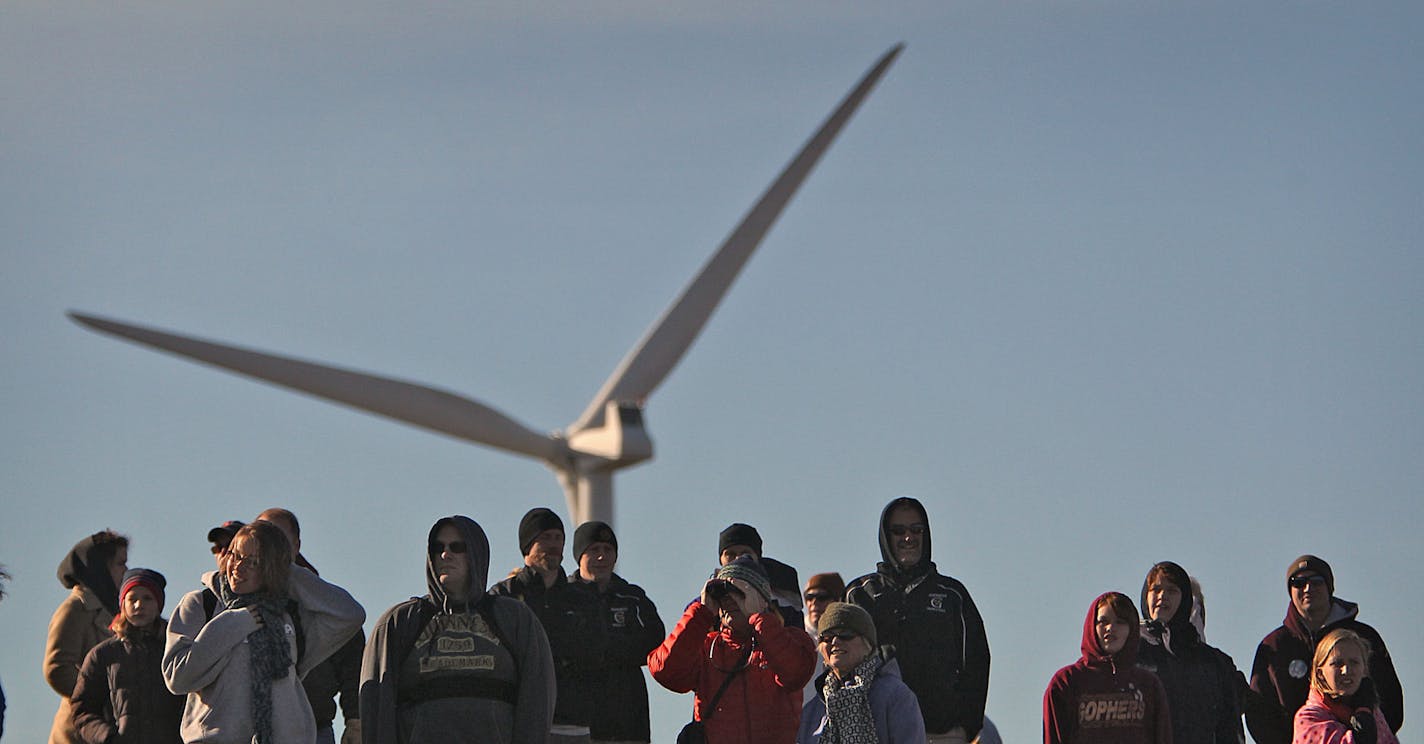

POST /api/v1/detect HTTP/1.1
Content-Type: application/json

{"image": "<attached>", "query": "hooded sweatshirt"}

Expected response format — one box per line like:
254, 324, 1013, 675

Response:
844, 497, 990, 737
1043, 592, 1172, 744
47, 534, 122, 744
1248, 597, 1403, 744
162, 564, 365, 743
1136, 562, 1243, 744
359, 516, 555, 744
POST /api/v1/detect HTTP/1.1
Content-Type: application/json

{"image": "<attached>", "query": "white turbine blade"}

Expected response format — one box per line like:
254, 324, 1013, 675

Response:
569, 44, 903, 433
68, 311, 565, 462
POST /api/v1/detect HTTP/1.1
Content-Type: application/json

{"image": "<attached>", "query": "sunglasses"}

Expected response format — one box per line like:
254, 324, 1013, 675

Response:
429, 540, 468, 555
804, 591, 836, 603
1289, 574, 1327, 589
888, 524, 927, 537
818, 632, 859, 645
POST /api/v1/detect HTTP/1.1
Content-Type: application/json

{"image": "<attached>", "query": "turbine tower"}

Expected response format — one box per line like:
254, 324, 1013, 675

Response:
69, 45, 903, 527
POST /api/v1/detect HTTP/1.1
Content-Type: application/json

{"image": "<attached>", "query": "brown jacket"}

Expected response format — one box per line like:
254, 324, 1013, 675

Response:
45, 585, 114, 744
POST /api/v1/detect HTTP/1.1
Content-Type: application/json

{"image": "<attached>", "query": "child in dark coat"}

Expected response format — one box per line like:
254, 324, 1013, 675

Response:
71, 568, 183, 744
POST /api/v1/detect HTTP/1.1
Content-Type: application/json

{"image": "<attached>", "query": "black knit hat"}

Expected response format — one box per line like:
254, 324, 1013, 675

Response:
718, 523, 763, 557
573, 521, 617, 559
519, 508, 565, 555
1287, 554, 1334, 594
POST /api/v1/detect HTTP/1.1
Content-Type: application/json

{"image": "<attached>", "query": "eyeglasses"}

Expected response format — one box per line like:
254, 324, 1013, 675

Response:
887, 524, 927, 537
804, 591, 836, 603
1289, 574, 1328, 589
818, 632, 859, 645
228, 552, 261, 569
209, 544, 230, 555
429, 540, 468, 555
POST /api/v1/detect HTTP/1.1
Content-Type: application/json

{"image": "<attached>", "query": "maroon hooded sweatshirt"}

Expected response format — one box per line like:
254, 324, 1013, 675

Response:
1043, 592, 1173, 744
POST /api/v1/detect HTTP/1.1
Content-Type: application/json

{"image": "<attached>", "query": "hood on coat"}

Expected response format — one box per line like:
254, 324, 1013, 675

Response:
58, 532, 121, 616
876, 496, 933, 580
1139, 560, 1199, 650
1283, 595, 1360, 640
427, 515, 491, 612
1081, 591, 1141, 668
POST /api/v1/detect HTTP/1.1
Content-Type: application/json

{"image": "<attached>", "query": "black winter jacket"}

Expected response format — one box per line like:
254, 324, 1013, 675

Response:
71, 627, 183, 744
845, 497, 990, 738
490, 566, 609, 728
574, 573, 665, 742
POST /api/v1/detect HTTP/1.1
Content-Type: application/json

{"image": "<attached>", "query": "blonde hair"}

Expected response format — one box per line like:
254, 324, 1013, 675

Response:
1311, 628, 1372, 695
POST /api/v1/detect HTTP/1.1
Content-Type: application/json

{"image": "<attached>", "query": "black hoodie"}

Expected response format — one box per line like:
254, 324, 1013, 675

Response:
845, 496, 991, 737
359, 516, 555, 744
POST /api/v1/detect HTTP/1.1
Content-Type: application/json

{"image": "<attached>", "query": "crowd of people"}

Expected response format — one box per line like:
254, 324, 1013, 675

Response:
29, 496, 1403, 744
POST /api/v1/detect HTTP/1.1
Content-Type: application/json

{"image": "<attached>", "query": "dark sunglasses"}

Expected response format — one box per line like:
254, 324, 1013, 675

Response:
1289, 574, 1327, 589
818, 632, 859, 644
429, 540, 468, 555
888, 524, 927, 537
804, 591, 836, 603
209, 544, 230, 555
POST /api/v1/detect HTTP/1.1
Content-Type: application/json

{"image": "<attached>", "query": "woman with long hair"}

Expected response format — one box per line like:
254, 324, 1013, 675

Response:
1292, 628, 1398, 744
163, 519, 364, 744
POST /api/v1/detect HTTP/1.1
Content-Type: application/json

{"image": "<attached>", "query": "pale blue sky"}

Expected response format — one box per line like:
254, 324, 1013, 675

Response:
3, 3, 1421, 742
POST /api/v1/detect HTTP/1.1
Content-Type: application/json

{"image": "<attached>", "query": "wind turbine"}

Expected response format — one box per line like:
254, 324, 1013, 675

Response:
69, 45, 903, 527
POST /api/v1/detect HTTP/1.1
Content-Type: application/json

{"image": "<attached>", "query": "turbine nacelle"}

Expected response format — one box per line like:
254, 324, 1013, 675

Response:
566, 401, 653, 467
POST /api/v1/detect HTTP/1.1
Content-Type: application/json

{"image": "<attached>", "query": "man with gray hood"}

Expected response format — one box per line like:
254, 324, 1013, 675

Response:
360, 516, 555, 744
846, 497, 990, 744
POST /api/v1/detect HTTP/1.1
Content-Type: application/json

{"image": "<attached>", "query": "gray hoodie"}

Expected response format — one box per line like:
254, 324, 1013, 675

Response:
163, 566, 366, 743
359, 516, 555, 744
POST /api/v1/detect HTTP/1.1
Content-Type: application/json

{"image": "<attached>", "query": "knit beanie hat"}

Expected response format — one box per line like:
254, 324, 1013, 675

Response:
573, 521, 617, 559
804, 572, 846, 599
715, 555, 773, 603
718, 523, 763, 557
120, 568, 166, 608
1287, 554, 1334, 594
519, 508, 564, 555
817, 601, 877, 646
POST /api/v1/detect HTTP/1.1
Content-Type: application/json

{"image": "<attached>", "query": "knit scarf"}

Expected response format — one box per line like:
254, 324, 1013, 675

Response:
820, 653, 883, 744
216, 575, 292, 744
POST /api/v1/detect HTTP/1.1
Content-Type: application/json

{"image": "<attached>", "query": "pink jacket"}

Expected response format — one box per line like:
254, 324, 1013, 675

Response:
1292, 687, 1398, 744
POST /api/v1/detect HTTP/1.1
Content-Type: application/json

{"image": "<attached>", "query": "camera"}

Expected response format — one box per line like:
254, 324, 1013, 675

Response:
706, 579, 743, 602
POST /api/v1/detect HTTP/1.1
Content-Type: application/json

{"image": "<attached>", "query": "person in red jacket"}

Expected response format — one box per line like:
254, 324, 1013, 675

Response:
649, 555, 816, 744
1043, 592, 1172, 744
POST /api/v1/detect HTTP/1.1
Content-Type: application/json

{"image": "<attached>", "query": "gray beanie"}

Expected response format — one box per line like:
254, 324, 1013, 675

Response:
715, 555, 773, 604
817, 601, 877, 646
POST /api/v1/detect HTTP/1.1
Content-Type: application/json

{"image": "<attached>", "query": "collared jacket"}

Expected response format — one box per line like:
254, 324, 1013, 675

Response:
649, 601, 816, 744
71, 623, 184, 744
574, 572, 665, 742
1248, 598, 1402, 744
1043, 592, 1172, 744
490, 564, 608, 729
797, 654, 926, 744
1291, 687, 1398, 744
845, 497, 990, 738
360, 516, 555, 744
162, 566, 365, 744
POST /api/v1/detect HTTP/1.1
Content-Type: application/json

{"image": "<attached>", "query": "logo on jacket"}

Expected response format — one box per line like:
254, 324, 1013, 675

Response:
611, 607, 628, 628
1289, 659, 1309, 679
926, 593, 946, 612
